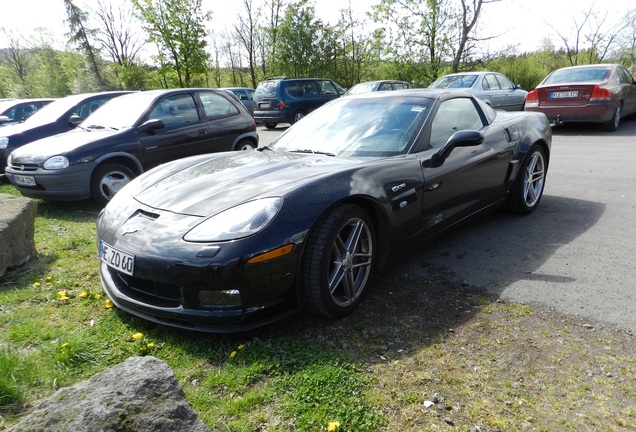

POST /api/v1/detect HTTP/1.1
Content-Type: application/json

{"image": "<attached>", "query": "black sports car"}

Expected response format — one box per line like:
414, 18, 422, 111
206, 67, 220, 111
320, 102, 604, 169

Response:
96, 89, 552, 332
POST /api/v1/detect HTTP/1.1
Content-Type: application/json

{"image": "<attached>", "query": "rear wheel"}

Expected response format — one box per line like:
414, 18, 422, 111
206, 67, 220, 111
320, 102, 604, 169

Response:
264, 122, 278, 129
506, 145, 547, 214
603, 105, 621, 131
302, 204, 375, 318
90, 163, 135, 206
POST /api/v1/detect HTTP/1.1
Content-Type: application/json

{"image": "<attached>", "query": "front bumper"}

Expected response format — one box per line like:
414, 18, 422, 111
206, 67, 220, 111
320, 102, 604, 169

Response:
6, 162, 93, 201
97, 204, 306, 332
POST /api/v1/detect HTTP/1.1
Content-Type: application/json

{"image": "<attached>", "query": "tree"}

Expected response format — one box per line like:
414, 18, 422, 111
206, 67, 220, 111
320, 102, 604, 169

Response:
0, 28, 36, 96
233, 0, 262, 88
64, 0, 109, 90
133, 0, 211, 87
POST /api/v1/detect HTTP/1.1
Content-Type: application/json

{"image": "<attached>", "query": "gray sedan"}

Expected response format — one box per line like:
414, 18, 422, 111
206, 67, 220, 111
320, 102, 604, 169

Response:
429, 72, 527, 111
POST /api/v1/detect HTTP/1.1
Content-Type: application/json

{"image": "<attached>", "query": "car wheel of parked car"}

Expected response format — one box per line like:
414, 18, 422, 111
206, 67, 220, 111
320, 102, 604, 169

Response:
603, 105, 621, 131
91, 163, 136, 206
234, 139, 255, 151
506, 145, 546, 214
264, 122, 278, 129
301, 204, 375, 318
292, 111, 305, 124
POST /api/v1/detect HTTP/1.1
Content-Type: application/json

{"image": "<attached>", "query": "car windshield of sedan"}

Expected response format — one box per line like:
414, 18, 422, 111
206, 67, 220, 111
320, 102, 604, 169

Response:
544, 67, 611, 84
345, 82, 378, 95
429, 75, 478, 89
79, 93, 158, 130
269, 97, 432, 157
20, 95, 88, 126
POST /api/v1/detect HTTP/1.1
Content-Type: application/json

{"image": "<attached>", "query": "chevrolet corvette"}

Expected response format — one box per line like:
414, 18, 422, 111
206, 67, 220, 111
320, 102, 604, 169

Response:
96, 89, 552, 332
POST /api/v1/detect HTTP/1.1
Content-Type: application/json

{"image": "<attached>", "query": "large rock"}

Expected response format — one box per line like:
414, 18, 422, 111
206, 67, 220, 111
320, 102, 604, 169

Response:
0, 193, 36, 278
9, 356, 211, 432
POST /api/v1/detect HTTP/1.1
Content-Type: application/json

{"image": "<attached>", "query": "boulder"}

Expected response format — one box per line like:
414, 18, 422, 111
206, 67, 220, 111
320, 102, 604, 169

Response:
0, 193, 36, 278
8, 356, 211, 432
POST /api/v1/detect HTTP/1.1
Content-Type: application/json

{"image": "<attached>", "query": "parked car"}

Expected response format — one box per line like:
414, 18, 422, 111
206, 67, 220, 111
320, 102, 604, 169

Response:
428, 72, 527, 111
253, 76, 346, 128
0, 98, 55, 126
221, 87, 255, 116
344, 80, 411, 96
95, 89, 551, 333
0, 91, 130, 174
6, 88, 258, 205
524, 63, 636, 131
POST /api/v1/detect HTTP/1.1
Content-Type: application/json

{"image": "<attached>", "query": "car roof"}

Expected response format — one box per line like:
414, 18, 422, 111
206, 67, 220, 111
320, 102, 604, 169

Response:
344, 88, 471, 101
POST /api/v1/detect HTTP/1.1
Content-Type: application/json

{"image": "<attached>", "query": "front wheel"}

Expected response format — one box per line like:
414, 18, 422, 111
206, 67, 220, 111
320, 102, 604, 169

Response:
264, 122, 278, 129
234, 139, 255, 151
302, 204, 375, 318
90, 163, 135, 206
506, 145, 547, 214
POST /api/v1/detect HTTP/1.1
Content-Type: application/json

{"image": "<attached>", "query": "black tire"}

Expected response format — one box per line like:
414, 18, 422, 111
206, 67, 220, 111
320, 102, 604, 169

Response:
264, 122, 278, 129
90, 163, 135, 206
291, 111, 305, 124
234, 139, 255, 151
506, 145, 547, 214
603, 105, 621, 131
301, 204, 375, 318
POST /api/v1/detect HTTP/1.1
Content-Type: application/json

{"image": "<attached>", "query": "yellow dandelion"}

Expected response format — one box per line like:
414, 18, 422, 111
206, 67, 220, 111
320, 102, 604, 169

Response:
86, 275, 92, 279
327, 421, 340, 431
139, 345, 147, 352
132, 332, 143, 341
238, 344, 245, 350
105, 299, 114, 309
94, 293, 102, 299
79, 291, 89, 298
147, 342, 155, 348
33, 282, 41, 287
57, 291, 70, 301
230, 351, 237, 358
46, 276, 52, 281
61, 342, 68, 348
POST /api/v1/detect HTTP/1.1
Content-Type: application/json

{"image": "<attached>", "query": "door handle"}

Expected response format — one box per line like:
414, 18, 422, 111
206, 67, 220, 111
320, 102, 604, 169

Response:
198, 129, 209, 135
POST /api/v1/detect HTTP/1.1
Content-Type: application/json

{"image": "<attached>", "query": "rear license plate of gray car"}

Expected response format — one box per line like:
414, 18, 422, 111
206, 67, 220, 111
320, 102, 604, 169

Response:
259, 103, 271, 108
12, 174, 36, 187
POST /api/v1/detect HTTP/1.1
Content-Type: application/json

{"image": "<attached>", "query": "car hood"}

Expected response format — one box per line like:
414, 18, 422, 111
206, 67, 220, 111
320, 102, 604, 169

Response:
11, 128, 122, 161
132, 150, 361, 217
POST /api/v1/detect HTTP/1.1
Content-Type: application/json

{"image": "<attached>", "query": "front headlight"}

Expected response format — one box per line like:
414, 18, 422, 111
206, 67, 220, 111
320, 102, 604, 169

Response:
184, 197, 283, 242
0, 137, 8, 150
43, 156, 69, 170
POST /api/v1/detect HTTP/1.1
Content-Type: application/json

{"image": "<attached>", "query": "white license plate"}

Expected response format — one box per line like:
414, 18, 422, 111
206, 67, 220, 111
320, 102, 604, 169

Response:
550, 91, 579, 99
259, 103, 271, 109
12, 174, 36, 187
100, 241, 134, 276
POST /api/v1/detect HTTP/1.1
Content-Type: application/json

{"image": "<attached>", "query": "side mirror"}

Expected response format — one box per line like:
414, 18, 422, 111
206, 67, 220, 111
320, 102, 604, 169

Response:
69, 114, 82, 126
138, 119, 165, 134
0, 115, 10, 124
423, 130, 484, 168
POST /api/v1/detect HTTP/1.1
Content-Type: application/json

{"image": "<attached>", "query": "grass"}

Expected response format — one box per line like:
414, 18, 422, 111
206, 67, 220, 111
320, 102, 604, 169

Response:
1, 182, 635, 431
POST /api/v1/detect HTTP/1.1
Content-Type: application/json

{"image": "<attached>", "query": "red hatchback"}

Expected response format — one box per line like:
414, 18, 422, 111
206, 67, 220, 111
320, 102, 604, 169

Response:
524, 64, 636, 131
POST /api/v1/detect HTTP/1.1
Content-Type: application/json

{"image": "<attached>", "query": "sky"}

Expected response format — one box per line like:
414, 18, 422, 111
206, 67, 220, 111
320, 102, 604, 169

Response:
0, 0, 632, 54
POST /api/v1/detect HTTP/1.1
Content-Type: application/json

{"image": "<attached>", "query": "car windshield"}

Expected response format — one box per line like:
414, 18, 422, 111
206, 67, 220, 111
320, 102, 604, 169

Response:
429, 75, 477, 89
270, 96, 432, 157
21, 95, 89, 126
79, 93, 158, 130
345, 82, 377, 95
544, 67, 611, 84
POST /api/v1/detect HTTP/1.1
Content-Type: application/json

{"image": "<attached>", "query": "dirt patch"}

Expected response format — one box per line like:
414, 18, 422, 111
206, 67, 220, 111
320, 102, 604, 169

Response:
291, 267, 636, 431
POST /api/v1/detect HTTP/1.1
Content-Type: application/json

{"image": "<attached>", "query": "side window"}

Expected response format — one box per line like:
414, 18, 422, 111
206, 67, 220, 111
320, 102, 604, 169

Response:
199, 92, 239, 120
319, 80, 339, 95
303, 80, 321, 96
247, 89, 255, 100
149, 93, 200, 127
618, 67, 631, 84
286, 81, 304, 97
378, 82, 393, 91
429, 98, 484, 149
496, 74, 514, 90
74, 97, 112, 119
483, 74, 501, 90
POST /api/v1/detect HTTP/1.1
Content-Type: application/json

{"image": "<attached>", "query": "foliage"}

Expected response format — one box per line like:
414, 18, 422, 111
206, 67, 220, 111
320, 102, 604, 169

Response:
132, 0, 211, 87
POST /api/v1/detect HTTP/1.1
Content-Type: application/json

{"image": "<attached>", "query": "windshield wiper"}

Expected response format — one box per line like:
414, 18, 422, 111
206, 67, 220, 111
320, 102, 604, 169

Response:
86, 125, 119, 130
289, 149, 335, 156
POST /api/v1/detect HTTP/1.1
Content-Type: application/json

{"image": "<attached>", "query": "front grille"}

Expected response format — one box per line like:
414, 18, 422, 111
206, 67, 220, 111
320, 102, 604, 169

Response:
9, 162, 39, 172
112, 270, 182, 308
